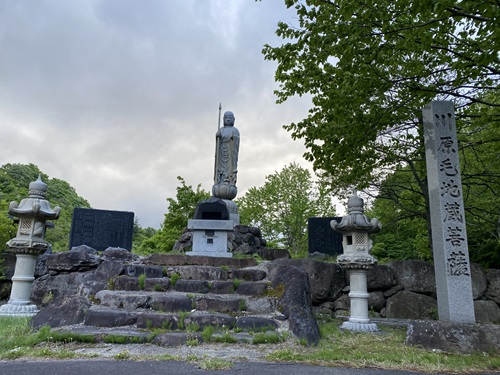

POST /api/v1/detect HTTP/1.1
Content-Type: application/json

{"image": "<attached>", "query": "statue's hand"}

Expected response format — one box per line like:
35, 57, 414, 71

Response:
216, 131, 221, 138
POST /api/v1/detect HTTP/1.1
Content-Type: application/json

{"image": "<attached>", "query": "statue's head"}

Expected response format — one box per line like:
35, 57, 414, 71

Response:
223, 111, 235, 126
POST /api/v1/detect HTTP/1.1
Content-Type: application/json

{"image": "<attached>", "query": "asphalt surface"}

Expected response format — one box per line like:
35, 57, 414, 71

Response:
1, 360, 498, 375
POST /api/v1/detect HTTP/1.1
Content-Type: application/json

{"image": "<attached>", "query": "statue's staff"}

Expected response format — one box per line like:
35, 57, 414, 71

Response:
214, 103, 222, 183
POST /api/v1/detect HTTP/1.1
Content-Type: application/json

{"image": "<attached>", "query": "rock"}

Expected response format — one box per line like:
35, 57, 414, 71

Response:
144, 278, 170, 292
31, 271, 95, 306
485, 269, 500, 304
234, 243, 254, 255
406, 320, 500, 354
236, 282, 267, 295
184, 313, 236, 329
388, 260, 436, 294
102, 248, 139, 262
209, 281, 234, 294
174, 280, 210, 293
150, 294, 193, 312
471, 263, 488, 299
268, 259, 345, 303
268, 264, 320, 345
231, 268, 266, 281
94, 260, 125, 283
194, 296, 241, 313
32, 296, 91, 329
46, 251, 101, 273
386, 290, 438, 320
474, 300, 500, 324
152, 332, 203, 347
34, 253, 52, 277
84, 308, 138, 327
171, 266, 228, 281
113, 277, 140, 291
136, 313, 180, 329
367, 265, 397, 291
96, 290, 150, 309
368, 291, 386, 312
235, 316, 279, 331
125, 265, 164, 278
70, 245, 98, 254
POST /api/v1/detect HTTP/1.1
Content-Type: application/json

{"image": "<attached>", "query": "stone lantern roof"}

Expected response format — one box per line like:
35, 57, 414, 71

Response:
331, 193, 381, 234
8, 176, 60, 219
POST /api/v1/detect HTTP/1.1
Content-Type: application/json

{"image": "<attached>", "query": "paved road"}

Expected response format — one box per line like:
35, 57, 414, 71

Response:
1, 360, 498, 375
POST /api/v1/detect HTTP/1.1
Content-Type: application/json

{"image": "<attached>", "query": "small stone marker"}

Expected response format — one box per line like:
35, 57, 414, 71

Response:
423, 101, 475, 323
308, 217, 344, 256
69, 208, 134, 251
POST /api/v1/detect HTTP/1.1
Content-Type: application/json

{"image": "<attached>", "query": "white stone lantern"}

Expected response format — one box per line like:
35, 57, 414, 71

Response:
331, 193, 381, 331
0, 176, 60, 317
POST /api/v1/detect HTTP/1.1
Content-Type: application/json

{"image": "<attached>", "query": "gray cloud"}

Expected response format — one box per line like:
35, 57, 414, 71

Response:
0, 0, 321, 228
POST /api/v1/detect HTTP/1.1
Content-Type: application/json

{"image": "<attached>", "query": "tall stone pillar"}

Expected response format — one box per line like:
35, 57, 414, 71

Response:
423, 101, 475, 323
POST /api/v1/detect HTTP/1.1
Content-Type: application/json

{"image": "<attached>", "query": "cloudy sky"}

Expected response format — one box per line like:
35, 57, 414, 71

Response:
0, 0, 334, 229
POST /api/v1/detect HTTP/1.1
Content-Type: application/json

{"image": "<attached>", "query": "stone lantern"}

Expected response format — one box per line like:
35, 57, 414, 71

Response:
0, 176, 60, 317
331, 193, 381, 331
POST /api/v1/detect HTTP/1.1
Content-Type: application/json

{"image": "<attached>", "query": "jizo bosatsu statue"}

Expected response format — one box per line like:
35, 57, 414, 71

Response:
212, 104, 240, 200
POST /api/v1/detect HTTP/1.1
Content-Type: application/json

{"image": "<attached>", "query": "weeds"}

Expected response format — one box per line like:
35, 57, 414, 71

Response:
138, 274, 146, 290
170, 273, 181, 287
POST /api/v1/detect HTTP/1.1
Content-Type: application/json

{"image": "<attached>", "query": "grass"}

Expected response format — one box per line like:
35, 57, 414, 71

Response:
197, 357, 233, 370
265, 318, 500, 373
0, 316, 499, 373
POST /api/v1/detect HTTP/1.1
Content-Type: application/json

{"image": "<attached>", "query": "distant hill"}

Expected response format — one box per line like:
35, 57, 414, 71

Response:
0, 163, 91, 253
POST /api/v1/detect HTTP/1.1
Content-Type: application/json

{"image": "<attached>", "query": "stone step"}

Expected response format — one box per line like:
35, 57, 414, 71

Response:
94, 290, 278, 314
58, 325, 285, 347
111, 276, 269, 296
144, 254, 258, 268
83, 306, 282, 334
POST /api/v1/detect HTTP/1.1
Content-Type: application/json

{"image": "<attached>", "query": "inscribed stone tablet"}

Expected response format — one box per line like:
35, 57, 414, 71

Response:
308, 217, 344, 256
69, 208, 134, 251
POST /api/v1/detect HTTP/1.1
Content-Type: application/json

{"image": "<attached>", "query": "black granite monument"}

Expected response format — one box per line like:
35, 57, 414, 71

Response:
69, 208, 134, 251
308, 217, 343, 256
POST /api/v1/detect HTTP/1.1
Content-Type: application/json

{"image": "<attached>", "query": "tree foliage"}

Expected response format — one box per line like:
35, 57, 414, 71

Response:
135, 176, 210, 255
236, 162, 336, 257
0, 163, 91, 259
264, 0, 499, 193
263, 0, 500, 263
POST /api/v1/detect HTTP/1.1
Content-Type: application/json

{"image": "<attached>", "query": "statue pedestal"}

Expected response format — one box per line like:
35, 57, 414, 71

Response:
0, 253, 40, 317
186, 219, 234, 258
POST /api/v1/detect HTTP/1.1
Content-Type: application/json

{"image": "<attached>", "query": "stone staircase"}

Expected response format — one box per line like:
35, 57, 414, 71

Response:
61, 255, 287, 347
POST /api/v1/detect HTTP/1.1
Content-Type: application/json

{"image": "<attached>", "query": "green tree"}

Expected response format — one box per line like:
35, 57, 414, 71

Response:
135, 177, 210, 255
264, 0, 499, 192
236, 163, 336, 257
263, 1, 500, 261
0, 163, 91, 256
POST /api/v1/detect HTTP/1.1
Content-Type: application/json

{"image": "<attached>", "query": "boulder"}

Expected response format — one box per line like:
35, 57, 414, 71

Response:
471, 263, 488, 299
231, 268, 267, 281
388, 260, 436, 294
32, 296, 91, 329
102, 247, 139, 262
268, 264, 320, 345
485, 269, 500, 304
46, 251, 101, 273
386, 290, 438, 320
31, 271, 95, 306
235, 316, 278, 331
406, 320, 500, 354
84, 308, 138, 327
367, 265, 397, 291
474, 300, 500, 324
93, 260, 125, 283
368, 290, 386, 312
268, 258, 345, 304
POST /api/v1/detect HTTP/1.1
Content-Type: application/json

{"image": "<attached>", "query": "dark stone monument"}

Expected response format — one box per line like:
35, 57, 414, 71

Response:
69, 208, 134, 251
308, 217, 343, 256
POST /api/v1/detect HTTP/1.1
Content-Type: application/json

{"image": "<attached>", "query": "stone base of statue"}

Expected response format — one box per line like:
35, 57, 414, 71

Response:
223, 199, 240, 225
186, 219, 234, 258
212, 183, 237, 201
